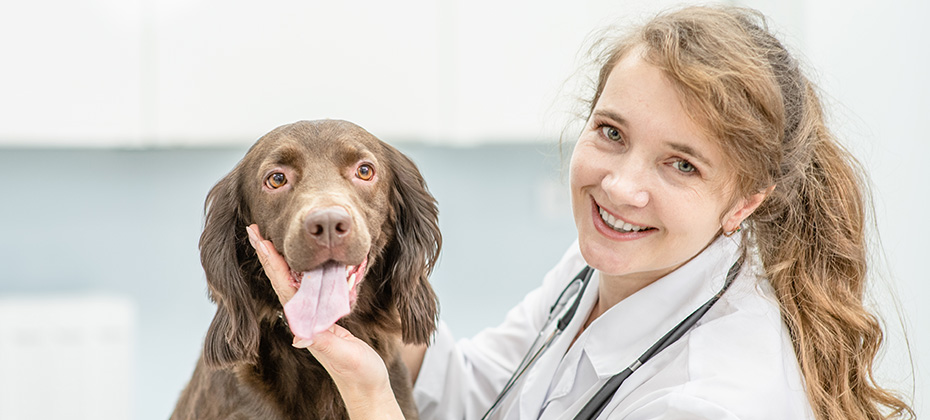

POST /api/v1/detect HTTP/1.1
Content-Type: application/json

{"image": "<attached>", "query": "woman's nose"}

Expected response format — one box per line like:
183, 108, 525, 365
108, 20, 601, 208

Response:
602, 162, 650, 208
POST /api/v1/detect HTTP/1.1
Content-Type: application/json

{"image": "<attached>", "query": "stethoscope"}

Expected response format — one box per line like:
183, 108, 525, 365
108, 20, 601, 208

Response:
481, 254, 744, 420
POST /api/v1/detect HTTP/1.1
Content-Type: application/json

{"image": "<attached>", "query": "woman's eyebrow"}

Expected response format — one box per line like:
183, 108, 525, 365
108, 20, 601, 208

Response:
666, 142, 712, 167
591, 109, 628, 126
593, 108, 712, 167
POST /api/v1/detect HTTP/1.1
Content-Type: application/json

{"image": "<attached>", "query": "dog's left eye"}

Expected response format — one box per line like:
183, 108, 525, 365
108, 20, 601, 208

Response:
356, 164, 374, 181
266, 172, 287, 189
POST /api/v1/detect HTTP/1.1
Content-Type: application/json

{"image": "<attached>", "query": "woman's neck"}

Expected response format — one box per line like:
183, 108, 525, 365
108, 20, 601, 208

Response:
572, 270, 668, 346
591, 268, 672, 320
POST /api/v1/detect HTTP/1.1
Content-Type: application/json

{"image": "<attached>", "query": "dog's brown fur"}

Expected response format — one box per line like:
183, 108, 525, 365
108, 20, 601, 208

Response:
172, 120, 441, 420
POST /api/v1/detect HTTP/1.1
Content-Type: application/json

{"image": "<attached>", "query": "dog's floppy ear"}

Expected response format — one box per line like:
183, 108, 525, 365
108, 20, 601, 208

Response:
199, 167, 261, 368
382, 144, 441, 345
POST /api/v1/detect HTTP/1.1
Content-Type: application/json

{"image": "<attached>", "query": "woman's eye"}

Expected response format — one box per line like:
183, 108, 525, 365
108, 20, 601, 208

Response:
672, 160, 697, 174
356, 164, 374, 181
601, 126, 622, 141
266, 172, 287, 189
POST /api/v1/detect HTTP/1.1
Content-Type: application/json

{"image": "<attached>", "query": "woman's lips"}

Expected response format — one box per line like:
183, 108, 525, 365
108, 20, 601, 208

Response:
590, 198, 656, 240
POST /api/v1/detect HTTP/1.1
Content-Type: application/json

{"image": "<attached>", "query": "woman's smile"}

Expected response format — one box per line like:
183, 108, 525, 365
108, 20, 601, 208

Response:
591, 197, 656, 239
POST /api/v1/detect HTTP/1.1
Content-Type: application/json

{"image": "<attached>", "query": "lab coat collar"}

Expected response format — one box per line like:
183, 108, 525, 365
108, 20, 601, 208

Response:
580, 233, 743, 379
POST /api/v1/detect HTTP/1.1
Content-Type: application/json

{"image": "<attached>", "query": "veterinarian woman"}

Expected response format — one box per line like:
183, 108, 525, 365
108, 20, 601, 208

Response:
247, 5, 914, 420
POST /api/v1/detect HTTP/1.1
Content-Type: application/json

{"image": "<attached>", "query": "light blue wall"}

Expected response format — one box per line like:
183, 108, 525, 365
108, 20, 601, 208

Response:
0, 143, 578, 420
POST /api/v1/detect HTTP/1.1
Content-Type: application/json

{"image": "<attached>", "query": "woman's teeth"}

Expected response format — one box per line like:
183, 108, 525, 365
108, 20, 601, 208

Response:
598, 206, 650, 232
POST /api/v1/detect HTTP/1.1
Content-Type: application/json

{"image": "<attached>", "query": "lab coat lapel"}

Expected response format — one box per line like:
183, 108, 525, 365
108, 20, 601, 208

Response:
553, 235, 743, 419
512, 273, 600, 419
583, 235, 740, 378
553, 380, 605, 420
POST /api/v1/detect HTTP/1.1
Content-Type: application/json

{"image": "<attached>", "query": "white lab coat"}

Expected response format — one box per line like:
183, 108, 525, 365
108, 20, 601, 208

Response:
413, 234, 814, 419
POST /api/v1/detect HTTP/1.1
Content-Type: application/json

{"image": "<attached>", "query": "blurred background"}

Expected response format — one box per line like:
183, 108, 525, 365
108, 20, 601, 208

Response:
0, 0, 926, 418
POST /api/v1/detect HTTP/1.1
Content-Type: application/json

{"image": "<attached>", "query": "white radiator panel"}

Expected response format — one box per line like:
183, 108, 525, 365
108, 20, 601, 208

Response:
0, 295, 135, 420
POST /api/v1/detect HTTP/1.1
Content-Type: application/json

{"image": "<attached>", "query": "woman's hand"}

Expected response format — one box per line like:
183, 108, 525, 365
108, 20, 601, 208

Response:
301, 324, 405, 419
245, 224, 405, 419
245, 224, 297, 306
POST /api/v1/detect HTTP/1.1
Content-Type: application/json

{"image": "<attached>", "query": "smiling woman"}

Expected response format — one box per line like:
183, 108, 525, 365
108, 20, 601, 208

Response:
564, 6, 914, 419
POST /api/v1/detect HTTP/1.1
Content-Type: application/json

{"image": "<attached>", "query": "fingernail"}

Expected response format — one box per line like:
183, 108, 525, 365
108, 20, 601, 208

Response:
245, 226, 258, 248
293, 337, 313, 348
246, 226, 270, 256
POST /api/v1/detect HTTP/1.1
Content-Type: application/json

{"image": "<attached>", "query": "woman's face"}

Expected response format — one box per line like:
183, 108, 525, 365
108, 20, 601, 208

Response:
570, 51, 754, 286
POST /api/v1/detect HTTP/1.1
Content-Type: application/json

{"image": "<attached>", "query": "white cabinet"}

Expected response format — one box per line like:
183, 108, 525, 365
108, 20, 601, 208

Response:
0, 0, 689, 147
0, 0, 144, 146
0, 295, 135, 420
148, 1, 446, 145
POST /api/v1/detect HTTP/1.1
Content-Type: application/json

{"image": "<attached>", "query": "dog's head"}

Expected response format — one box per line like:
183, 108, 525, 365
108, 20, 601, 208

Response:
199, 120, 440, 368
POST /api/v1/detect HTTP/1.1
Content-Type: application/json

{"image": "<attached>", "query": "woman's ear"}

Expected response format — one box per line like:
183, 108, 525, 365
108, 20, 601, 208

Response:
722, 185, 776, 233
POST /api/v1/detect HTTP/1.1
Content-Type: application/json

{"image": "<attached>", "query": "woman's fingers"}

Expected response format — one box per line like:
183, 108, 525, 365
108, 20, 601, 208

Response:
302, 325, 390, 389
246, 224, 297, 304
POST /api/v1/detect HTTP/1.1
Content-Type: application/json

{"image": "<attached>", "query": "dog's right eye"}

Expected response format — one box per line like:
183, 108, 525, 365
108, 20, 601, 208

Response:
266, 172, 287, 189
356, 164, 374, 181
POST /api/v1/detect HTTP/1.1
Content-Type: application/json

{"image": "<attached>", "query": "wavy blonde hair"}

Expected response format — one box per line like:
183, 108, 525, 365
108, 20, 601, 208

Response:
584, 6, 913, 420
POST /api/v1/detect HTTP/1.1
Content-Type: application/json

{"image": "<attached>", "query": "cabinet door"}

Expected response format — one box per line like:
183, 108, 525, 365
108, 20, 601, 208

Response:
151, 1, 445, 145
0, 0, 143, 146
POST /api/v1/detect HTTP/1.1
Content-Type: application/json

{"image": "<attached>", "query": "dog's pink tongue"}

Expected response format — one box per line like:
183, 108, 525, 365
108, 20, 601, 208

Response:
284, 262, 350, 341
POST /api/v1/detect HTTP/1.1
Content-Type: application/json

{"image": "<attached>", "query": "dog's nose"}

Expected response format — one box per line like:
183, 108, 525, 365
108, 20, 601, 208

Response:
305, 207, 352, 247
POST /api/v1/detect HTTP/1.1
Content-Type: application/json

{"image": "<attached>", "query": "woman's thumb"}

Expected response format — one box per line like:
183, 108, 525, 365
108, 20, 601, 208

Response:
299, 327, 344, 361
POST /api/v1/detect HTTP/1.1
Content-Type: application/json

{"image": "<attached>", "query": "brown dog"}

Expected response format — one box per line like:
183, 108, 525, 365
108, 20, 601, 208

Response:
171, 120, 440, 420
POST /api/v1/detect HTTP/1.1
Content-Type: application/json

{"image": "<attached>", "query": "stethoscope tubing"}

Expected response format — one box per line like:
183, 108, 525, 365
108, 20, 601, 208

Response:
481, 267, 594, 420
482, 255, 743, 420
573, 255, 742, 419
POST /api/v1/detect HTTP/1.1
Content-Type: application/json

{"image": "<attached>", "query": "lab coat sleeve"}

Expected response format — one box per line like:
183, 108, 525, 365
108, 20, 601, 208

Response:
413, 241, 586, 420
